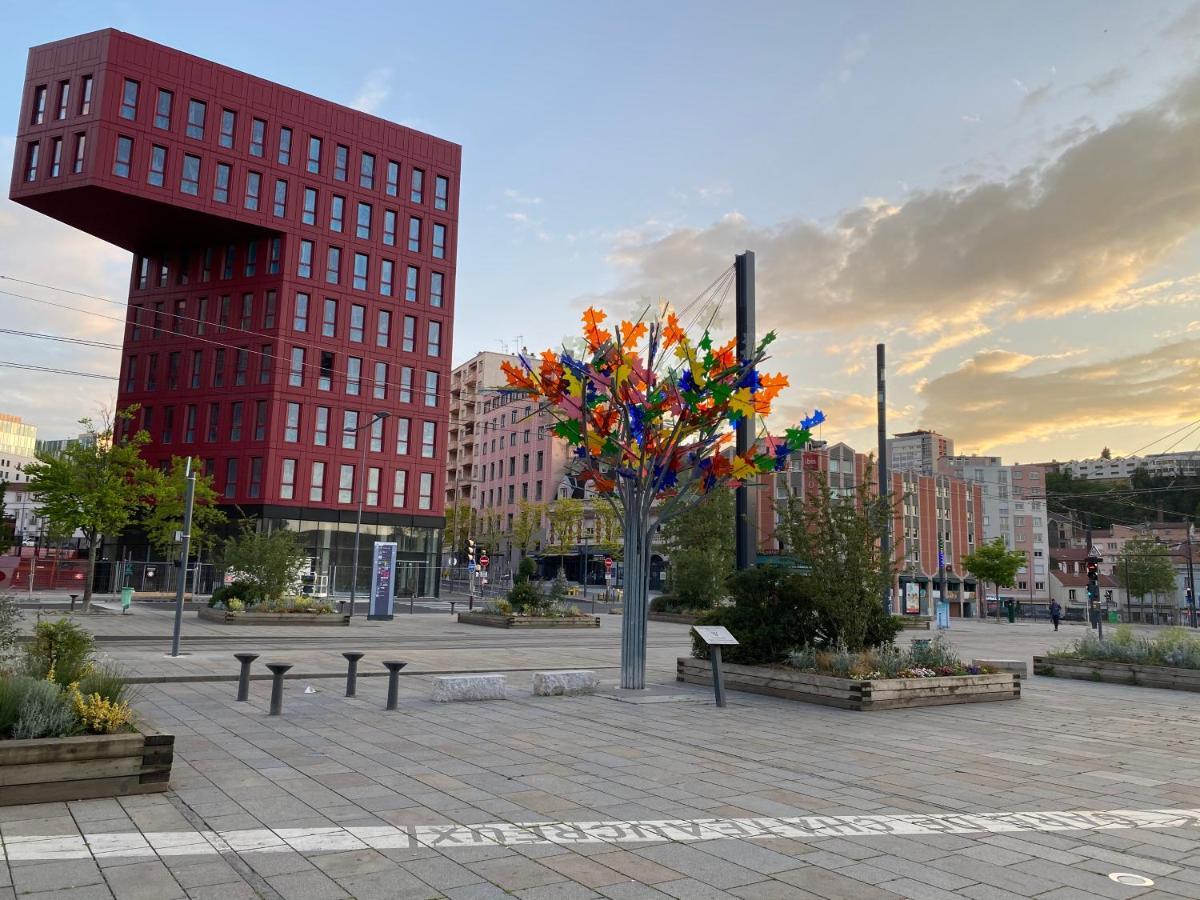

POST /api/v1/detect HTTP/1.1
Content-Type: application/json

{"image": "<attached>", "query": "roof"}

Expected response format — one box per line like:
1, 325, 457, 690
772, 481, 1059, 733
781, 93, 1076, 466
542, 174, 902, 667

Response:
1052, 571, 1121, 588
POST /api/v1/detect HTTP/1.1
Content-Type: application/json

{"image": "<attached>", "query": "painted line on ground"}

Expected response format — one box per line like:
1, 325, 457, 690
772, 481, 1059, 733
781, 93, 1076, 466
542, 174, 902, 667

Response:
2, 809, 1199, 861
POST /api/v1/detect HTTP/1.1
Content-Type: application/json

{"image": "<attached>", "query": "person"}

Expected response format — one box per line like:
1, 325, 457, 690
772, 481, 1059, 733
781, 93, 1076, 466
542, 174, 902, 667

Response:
1050, 599, 1062, 631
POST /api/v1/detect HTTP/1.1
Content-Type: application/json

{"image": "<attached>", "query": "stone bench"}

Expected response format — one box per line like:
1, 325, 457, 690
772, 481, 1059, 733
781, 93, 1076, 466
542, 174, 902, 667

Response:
973, 659, 1028, 678
533, 670, 599, 696
432, 674, 507, 702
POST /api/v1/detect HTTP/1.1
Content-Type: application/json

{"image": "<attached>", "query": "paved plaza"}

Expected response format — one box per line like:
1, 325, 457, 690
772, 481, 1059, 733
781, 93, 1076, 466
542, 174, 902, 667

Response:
4, 608, 1200, 899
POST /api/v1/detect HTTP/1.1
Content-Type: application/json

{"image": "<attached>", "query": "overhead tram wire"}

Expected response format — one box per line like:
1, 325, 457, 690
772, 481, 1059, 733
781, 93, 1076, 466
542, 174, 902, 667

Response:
0, 361, 117, 380
0, 328, 122, 350
1122, 417, 1200, 458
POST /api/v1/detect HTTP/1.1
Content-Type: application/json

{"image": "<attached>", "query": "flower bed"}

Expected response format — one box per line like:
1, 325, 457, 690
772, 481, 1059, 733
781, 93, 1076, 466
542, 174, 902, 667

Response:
198, 606, 349, 626
457, 612, 600, 629
649, 611, 701, 625
1036, 627, 1200, 691
1033, 656, 1200, 691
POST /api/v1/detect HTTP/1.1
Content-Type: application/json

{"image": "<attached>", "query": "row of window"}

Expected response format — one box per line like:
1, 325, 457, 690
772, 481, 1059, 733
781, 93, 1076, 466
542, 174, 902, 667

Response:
478, 480, 549, 506
482, 451, 547, 481
22, 132, 87, 181
128, 292, 442, 356
294, 237, 447, 295
28, 75, 93, 125
123, 346, 442, 407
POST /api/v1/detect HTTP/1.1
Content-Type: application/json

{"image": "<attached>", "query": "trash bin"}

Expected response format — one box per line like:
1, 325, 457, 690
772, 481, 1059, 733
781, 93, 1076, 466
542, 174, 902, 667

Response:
121, 587, 134, 609
1005, 600, 1016, 623
1107, 609, 1118, 623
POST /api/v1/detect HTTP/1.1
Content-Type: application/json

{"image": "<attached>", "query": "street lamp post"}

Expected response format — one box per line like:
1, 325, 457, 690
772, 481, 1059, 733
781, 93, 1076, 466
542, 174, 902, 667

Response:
345, 412, 389, 619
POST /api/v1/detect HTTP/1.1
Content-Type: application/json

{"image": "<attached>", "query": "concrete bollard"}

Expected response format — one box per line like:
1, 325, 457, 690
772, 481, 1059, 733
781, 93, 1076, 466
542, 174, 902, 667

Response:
383, 660, 408, 711
343, 651, 365, 697
266, 663, 292, 715
234, 653, 259, 701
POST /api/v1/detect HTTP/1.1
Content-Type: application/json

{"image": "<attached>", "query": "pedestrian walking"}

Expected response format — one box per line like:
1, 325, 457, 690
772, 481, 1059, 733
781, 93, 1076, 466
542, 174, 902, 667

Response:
1050, 599, 1062, 632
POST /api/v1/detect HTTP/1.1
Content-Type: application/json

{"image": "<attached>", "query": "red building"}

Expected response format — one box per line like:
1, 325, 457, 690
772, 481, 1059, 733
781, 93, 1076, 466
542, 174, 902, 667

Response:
9, 30, 461, 594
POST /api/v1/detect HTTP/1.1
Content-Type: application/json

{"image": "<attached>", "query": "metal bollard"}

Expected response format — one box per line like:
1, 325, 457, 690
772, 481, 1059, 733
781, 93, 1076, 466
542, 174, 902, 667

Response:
343, 652, 364, 697
266, 663, 292, 715
235, 653, 259, 701
70, 594, 78, 611
382, 661, 407, 711
450, 601, 457, 615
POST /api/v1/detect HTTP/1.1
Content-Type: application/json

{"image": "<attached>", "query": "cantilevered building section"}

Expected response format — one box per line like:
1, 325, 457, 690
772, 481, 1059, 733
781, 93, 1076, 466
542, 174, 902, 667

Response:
10, 29, 461, 594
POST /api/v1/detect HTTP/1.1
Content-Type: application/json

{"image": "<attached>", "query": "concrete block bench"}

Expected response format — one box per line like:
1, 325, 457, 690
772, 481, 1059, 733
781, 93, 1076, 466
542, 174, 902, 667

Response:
973, 659, 1028, 678
432, 674, 507, 702
533, 670, 599, 696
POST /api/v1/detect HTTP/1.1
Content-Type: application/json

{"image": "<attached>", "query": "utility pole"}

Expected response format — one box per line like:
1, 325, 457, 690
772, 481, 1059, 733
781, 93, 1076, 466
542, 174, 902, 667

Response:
734, 251, 756, 571
1186, 530, 1196, 629
877, 343, 891, 614
170, 457, 196, 658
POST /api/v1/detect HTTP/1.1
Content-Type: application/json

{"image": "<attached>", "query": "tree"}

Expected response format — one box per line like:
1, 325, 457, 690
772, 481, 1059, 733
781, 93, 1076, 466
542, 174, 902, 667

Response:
1116, 538, 1177, 609
511, 501, 543, 563
777, 469, 896, 650
592, 504, 624, 558
218, 524, 308, 605
0, 480, 15, 552
661, 487, 733, 610
443, 501, 473, 560
24, 410, 155, 609
545, 498, 584, 574
503, 304, 812, 688
1100, 446, 1112, 460
141, 456, 227, 559
961, 538, 1027, 622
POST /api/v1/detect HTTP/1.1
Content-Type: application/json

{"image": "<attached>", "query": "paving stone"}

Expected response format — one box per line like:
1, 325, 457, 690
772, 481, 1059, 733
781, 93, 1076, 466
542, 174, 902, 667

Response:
97, 860, 186, 899
9, 859, 103, 894
465, 855, 565, 891
774, 866, 905, 899
633, 843, 762, 889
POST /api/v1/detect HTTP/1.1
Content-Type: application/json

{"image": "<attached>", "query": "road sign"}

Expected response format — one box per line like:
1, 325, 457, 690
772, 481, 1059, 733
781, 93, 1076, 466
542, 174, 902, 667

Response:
604, 556, 614, 570
479, 555, 490, 569
692, 625, 738, 646
467, 561, 476, 573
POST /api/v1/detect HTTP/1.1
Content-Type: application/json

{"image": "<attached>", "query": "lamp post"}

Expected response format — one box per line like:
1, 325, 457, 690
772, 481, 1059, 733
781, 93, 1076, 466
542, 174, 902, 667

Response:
345, 411, 389, 618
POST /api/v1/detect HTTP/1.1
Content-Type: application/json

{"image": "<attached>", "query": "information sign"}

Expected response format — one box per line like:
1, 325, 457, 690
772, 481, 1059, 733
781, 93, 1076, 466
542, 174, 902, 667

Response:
368, 541, 397, 621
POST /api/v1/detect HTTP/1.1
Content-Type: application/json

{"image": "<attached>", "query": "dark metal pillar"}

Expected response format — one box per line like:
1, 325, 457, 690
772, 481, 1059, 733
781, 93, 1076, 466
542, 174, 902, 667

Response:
267, 663, 291, 715
343, 652, 364, 697
735, 251, 756, 571
877, 343, 891, 614
234, 653, 258, 701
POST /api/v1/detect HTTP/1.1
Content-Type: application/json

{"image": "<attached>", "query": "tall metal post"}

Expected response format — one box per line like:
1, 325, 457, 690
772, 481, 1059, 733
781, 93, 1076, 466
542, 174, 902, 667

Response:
877, 343, 891, 613
734, 251, 756, 571
170, 459, 195, 658
347, 412, 389, 618
1184, 531, 1196, 628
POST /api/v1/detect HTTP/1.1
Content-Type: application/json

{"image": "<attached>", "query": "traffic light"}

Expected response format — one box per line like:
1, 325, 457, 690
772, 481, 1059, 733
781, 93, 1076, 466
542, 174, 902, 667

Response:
466, 538, 475, 564
1085, 558, 1099, 583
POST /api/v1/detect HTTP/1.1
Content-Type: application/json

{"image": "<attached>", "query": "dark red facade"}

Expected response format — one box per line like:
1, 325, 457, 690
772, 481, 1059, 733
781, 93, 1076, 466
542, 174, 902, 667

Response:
10, 30, 459, 563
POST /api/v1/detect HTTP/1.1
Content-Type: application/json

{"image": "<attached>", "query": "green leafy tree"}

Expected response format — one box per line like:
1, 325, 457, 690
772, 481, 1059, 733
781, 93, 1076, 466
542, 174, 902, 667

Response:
511, 500, 544, 563
24, 410, 155, 609
218, 524, 308, 605
778, 469, 897, 650
961, 537, 1028, 621
592, 504, 623, 558
444, 501, 474, 559
546, 497, 584, 573
0, 480, 15, 551
1116, 538, 1178, 608
141, 456, 227, 559
661, 487, 734, 611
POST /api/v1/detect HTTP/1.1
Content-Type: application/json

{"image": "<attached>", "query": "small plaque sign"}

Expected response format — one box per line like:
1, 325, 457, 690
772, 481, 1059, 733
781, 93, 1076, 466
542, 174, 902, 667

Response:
692, 625, 738, 646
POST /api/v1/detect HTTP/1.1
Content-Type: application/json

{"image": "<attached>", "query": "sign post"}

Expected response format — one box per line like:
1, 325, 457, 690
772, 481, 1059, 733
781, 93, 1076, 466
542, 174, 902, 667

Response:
368, 541, 397, 621
691, 625, 739, 708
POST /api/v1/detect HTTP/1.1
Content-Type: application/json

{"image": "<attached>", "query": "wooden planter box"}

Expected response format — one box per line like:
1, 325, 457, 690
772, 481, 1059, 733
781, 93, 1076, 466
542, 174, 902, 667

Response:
457, 613, 600, 629
198, 607, 349, 626
898, 616, 932, 630
649, 611, 701, 625
1033, 656, 1200, 691
0, 727, 173, 806
677, 657, 1020, 710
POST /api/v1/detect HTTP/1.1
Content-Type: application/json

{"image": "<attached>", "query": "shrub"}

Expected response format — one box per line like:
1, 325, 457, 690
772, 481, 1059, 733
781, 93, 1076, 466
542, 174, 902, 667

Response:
226, 598, 245, 612
508, 581, 547, 614
210, 580, 263, 609
483, 599, 513, 615
70, 685, 133, 735
691, 567, 819, 665
0, 676, 41, 737
548, 569, 570, 603
907, 635, 961, 669
1049, 629, 1200, 670
12, 679, 79, 739
789, 638, 979, 679
292, 595, 314, 612
516, 557, 537, 584
26, 618, 95, 686
78, 663, 130, 706
0, 594, 22, 670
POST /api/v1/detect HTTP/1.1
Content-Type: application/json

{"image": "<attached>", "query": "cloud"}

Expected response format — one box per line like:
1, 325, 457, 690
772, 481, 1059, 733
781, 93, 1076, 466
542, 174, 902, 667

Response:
918, 341, 1200, 450
896, 324, 991, 375
961, 114, 981, 124
350, 68, 392, 114
1018, 82, 1053, 112
1086, 66, 1131, 96
1163, 2, 1200, 39
504, 188, 542, 205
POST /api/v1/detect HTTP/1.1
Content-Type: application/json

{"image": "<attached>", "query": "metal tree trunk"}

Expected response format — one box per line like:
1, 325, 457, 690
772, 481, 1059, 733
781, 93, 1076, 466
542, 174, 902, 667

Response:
619, 508, 652, 690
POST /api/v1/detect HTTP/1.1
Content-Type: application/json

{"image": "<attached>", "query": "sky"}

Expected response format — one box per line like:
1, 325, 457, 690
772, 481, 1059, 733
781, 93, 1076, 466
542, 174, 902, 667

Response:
3, 0, 1200, 464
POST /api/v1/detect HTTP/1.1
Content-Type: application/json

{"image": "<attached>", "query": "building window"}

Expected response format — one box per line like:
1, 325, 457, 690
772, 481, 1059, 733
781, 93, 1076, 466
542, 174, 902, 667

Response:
418, 472, 433, 510
268, 239, 281, 274
402, 315, 416, 353
234, 348, 249, 386
386, 160, 399, 196
323, 298, 337, 337
396, 418, 410, 454
229, 402, 244, 441
326, 247, 341, 284
409, 168, 425, 204
435, 175, 449, 210
186, 99, 206, 139
112, 136, 132, 178
124, 355, 137, 391
219, 109, 236, 148
360, 152, 375, 189
254, 402, 268, 441
366, 467, 380, 506
213, 162, 230, 202
307, 136, 322, 173
377, 310, 391, 347
180, 154, 200, 195
80, 75, 94, 115
298, 240, 313, 278
422, 421, 436, 458
432, 224, 446, 259
333, 144, 349, 181
353, 253, 368, 290
356, 202, 371, 239
314, 406, 329, 446
430, 272, 444, 308
153, 89, 172, 129
380, 260, 394, 296
289, 347, 304, 387
405, 266, 419, 302
347, 357, 362, 395
310, 461, 325, 501
222, 248, 236, 280
204, 403, 219, 442
349, 304, 365, 342
30, 84, 47, 125
400, 366, 412, 403
249, 118, 266, 157
184, 405, 197, 443
408, 217, 421, 252
48, 137, 62, 177
296, 188, 316, 227
280, 458, 296, 499
244, 171, 261, 210
273, 179, 287, 216
319, 351, 334, 390
278, 126, 293, 165
72, 133, 86, 174
370, 415, 384, 452
393, 470, 407, 507
330, 195, 345, 232
224, 458, 238, 499
293, 293, 309, 332
244, 242, 258, 277
259, 343, 273, 383
374, 362, 387, 400
119, 79, 139, 120
339, 464, 355, 503
189, 351, 202, 388
54, 80, 70, 120
425, 371, 438, 407
383, 209, 397, 246
427, 321, 441, 357
24, 142, 39, 182
536, 450, 544, 471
